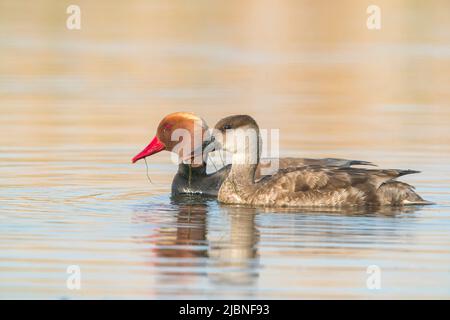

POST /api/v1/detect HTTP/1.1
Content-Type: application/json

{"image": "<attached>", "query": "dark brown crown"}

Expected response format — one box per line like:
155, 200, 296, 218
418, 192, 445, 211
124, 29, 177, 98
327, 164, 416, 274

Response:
214, 115, 258, 132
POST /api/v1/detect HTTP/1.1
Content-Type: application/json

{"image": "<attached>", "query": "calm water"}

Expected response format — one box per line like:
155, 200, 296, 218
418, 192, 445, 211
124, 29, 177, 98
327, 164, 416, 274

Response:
1, 0, 450, 299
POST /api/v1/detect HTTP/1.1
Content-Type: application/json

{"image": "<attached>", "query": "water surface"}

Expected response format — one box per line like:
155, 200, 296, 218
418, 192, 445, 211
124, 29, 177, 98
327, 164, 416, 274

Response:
1, 0, 450, 299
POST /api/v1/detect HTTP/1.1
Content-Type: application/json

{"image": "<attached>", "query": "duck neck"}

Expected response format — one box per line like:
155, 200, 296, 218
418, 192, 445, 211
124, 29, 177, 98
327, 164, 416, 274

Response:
228, 163, 257, 186
228, 141, 260, 186
177, 162, 207, 178
176, 150, 209, 178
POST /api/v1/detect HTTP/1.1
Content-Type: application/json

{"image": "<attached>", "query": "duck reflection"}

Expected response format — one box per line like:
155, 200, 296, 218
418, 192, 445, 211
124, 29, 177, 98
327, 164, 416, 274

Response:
257, 204, 426, 216
144, 195, 211, 279
207, 205, 259, 286
134, 194, 425, 297
134, 194, 260, 288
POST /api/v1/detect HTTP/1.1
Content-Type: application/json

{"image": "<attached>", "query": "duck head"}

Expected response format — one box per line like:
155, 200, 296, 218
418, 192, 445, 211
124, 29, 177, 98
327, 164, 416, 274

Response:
132, 112, 210, 166
209, 115, 261, 165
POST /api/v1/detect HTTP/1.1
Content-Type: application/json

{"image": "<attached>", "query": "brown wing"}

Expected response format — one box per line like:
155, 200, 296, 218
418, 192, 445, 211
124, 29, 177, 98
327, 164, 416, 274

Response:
256, 157, 376, 179
283, 166, 419, 191
255, 166, 420, 206
279, 157, 376, 168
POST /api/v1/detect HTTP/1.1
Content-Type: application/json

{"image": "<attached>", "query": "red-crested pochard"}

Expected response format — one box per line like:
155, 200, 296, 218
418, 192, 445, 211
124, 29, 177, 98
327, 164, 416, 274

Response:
209, 115, 431, 207
132, 112, 227, 196
132, 112, 375, 197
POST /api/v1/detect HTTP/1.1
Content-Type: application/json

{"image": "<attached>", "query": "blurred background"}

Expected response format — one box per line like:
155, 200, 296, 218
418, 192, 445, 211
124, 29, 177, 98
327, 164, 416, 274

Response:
1, 0, 449, 299
1, 0, 449, 154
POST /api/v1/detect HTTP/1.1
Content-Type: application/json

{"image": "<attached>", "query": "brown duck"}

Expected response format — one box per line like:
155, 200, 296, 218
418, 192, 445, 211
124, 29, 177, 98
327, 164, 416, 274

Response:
132, 112, 375, 196
209, 115, 431, 207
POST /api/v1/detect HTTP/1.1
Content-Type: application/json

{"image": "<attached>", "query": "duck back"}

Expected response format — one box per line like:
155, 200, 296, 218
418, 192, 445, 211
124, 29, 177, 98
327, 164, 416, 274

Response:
218, 166, 428, 207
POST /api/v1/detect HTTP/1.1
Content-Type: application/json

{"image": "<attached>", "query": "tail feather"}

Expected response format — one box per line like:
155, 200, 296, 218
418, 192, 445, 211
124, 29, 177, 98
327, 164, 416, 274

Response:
377, 181, 432, 206
396, 169, 421, 177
